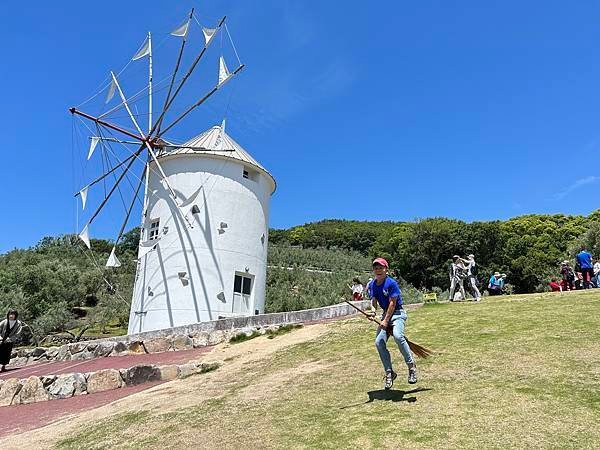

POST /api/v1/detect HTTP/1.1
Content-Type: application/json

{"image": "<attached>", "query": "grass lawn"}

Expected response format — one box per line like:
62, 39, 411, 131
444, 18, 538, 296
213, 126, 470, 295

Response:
56, 290, 600, 449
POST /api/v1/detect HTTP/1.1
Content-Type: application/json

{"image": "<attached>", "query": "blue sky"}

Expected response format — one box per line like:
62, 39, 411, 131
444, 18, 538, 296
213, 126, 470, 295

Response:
2, 1, 600, 253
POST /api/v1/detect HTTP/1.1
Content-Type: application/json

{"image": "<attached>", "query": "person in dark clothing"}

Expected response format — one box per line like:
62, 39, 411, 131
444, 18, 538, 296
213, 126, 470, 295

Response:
560, 261, 574, 291
0, 310, 23, 372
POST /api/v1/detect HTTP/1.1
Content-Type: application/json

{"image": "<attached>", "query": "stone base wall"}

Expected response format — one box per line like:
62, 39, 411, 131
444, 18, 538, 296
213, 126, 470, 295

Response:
10, 300, 377, 367
0, 360, 220, 407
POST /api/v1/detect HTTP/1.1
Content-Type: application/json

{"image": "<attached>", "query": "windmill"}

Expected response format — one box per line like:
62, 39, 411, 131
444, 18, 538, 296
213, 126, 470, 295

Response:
71, 9, 276, 334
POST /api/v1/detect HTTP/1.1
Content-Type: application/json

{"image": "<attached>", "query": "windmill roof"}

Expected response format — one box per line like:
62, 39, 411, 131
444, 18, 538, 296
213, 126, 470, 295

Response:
160, 124, 276, 191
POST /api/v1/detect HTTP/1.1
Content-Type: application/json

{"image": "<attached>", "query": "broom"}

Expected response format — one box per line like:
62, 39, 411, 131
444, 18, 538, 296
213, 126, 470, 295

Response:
344, 299, 433, 358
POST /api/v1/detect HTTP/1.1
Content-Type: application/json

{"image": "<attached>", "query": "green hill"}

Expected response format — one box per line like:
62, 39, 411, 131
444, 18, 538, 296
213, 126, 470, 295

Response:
45, 290, 600, 449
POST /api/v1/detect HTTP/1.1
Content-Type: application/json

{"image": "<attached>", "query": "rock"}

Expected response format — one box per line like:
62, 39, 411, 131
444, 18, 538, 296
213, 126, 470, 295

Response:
40, 375, 57, 388
48, 373, 87, 399
111, 341, 128, 355
178, 363, 203, 378
70, 350, 95, 361
127, 341, 146, 354
191, 332, 210, 348
144, 337, 172, 353
208, 330, 229, 346
86, 343, 99, 352
9, 356, 28, 368
87, 369, 123, 394
172, 335, 193, 351
18, 376, 49, 404
93, 341, 115, 358
56, 345, 72, 361
0, 378, 22, 406
159, 365, 179, 381
30, 347, 46, 358
45, 346, 60, 359
69, 342, 88, 355
122, 365, 161, 386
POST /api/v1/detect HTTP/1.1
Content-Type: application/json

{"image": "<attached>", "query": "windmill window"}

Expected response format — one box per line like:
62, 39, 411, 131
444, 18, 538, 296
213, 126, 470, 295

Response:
242, 167, 258, 182
149, 219, 160, 240
234, 274, 252, 295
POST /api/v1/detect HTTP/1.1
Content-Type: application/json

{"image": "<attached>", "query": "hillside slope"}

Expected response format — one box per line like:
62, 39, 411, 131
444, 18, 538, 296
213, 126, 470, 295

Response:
3, 291, 600, 449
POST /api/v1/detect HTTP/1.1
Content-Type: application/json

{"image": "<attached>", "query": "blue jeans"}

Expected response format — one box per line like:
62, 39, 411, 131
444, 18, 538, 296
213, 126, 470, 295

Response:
375, 310, 414, 372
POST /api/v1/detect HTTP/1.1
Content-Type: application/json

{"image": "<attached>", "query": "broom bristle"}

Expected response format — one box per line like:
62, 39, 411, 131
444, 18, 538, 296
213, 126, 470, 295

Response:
406, 337, 434, 358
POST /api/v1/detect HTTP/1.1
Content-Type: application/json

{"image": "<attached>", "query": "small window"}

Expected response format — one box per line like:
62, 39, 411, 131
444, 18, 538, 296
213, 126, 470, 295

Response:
242, 166, 258, 182
148, 219, 160, 241
234, 274, 253, 295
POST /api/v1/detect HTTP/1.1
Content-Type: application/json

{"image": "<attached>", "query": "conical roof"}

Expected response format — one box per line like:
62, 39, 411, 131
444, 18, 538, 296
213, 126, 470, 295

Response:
161, 123, 276, 191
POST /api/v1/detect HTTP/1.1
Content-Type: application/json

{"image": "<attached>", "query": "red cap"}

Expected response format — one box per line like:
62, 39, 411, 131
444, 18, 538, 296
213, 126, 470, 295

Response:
372, 257, 388, 268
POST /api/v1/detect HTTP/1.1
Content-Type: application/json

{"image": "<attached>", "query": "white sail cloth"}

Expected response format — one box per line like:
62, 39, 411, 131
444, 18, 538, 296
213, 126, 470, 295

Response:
171, 19, 190, 38
132, 37, 151, 60
106, 247, 121, 267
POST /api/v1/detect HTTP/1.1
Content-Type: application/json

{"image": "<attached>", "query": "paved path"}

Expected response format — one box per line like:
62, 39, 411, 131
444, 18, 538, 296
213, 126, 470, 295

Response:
0, 346, 213, 381
0, 381, 163, 438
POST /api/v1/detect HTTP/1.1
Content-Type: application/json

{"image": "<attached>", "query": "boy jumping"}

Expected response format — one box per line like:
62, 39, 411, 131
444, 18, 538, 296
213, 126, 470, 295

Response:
369, 257, 417, 389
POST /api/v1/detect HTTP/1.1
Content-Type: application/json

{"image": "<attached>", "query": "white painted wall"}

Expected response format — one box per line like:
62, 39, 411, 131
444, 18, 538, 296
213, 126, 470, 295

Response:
128, 153, 275, 334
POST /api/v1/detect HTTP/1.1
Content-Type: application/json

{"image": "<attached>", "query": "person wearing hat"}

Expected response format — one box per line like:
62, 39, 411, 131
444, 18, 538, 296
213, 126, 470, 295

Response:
368, 257, 417, 389
449, 255, 467, 301
463, 254, 481, 301
0, 310, 23, 372
560, 261, 574, 291
487, 272, 503, 295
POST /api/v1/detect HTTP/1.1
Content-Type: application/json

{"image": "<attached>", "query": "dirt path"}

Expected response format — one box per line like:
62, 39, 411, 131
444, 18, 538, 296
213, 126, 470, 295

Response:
0, 322, 332, 449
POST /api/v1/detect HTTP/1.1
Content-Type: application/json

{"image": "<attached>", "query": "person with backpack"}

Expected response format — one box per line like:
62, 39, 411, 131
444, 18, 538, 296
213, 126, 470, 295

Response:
449, 255, 467, 301
487, 272, 503, 295
368, 257, 417, 389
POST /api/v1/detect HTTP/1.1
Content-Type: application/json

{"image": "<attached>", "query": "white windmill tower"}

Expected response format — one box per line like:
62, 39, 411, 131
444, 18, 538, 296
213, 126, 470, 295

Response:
70, 10, 275, 334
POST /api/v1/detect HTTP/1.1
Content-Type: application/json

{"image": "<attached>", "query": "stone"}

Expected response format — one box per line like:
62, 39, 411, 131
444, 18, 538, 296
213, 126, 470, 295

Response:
126, 341, 146, 354
144, 337, 172, 353
40, 375, 57, 388
45, 346, 60, 359
191, 332, 210, 348
111, 341, 128, 355
178, 363, 202, 378
93, 341, 115, 358
208, 330, 229, 346
69, 342, 88, 355
18, 376, 49, 404
9, 356, 28, 368
122, 365, 161, 386
172, 335, 193, 351
30, 347, 46, 358
70, 350, 95, 361
87, 369, 123, 394
56, 345, 72, 361
86, 343, 99, 352
48, 373, 87, 399
0, 378, 22, 406
159, 365, 179, 381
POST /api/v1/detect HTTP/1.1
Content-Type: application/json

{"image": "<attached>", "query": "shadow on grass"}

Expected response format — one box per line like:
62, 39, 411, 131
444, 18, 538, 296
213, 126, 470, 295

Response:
340, 387, 432, 409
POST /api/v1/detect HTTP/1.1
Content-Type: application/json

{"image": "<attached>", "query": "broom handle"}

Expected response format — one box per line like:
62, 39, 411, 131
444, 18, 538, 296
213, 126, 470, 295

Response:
344, 299, 384, 326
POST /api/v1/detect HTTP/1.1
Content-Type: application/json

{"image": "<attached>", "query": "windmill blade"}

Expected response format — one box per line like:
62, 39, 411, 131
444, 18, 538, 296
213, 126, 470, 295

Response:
87, 137, 100, 160
74, 150, 142, 198
79, 186, 89, 210
159, 64, 245, 137
152, 15, 226, 137
157, 8, 194, 136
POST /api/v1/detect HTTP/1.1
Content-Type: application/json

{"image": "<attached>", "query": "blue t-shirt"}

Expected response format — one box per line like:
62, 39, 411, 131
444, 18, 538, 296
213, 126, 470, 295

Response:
576, 251, 593, 269
368, 276, 403, 312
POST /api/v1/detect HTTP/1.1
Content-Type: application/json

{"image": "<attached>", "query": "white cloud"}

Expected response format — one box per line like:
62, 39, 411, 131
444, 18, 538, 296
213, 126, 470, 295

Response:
554, 176, 600, 200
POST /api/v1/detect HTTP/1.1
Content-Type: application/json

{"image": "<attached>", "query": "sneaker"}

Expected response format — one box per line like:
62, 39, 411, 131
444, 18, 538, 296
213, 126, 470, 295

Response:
384, 370, 397, 390
408, 364, 418, 384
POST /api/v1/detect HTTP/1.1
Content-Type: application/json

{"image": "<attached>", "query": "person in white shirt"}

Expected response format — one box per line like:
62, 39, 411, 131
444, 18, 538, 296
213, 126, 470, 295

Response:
349, 277, 364, 301
449, 255, 467, 301
463, 254, 481, 301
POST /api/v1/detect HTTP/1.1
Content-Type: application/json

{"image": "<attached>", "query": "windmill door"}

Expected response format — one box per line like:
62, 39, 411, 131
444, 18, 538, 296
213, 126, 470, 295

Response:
232, 273, 253, 315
